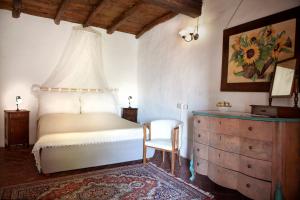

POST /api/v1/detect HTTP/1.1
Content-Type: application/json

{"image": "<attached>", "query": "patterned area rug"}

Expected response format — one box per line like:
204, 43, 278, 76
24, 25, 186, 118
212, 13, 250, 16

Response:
0, 163, 213, 200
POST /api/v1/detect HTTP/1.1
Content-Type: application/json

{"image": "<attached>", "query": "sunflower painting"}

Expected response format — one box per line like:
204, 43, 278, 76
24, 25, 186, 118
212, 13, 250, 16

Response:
228, 19, 295, 83
221, 6, 299, 92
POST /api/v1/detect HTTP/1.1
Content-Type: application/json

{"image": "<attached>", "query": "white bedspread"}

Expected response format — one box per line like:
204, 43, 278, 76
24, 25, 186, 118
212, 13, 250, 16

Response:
32, 128, 143, 172
32, 113, 143, 173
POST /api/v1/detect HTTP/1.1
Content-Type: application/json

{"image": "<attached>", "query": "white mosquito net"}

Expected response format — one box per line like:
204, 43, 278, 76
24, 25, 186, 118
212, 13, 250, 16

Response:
42, 26, 108, 89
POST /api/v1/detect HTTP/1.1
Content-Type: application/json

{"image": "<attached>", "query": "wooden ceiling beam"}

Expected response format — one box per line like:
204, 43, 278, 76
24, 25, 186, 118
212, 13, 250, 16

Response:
54, 0, 70, 25
83, 0, 105, 27
107, 1, 143, 34
12, 0, 22, 18
143, 0, 202, 18
136, 12, 177, 39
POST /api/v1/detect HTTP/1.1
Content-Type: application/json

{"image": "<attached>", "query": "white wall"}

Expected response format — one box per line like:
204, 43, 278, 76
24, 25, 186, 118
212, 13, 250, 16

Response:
137, 0, 300, 158
0, 10, 138, 147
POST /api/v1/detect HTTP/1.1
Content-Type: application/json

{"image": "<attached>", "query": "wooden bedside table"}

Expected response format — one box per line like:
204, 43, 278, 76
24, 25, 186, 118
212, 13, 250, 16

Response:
122, 108, 138, 122
4, 110, 30, 148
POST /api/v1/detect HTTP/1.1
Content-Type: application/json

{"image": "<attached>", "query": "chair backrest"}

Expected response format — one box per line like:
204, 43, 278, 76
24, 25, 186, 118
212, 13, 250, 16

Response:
150, 119, 183, 147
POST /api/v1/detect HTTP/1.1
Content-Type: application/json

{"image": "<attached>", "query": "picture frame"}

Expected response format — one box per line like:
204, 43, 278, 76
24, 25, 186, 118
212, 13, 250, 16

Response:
221, 6, 300, 92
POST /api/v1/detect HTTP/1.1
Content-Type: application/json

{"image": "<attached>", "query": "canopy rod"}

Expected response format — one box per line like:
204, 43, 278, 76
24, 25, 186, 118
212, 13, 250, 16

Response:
32, 85, 118, 93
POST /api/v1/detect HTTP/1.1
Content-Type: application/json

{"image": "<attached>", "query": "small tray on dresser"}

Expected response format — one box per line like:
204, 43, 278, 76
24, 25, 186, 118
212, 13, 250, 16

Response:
250, 105, 300, 118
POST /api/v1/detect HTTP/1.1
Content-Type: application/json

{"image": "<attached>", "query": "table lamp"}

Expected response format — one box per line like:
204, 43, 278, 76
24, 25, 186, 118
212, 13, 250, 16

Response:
16, 96, 22, 111
128, 96, 132, 108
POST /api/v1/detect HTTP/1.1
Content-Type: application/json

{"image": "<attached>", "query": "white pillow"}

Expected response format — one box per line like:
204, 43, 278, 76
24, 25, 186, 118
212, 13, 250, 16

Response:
38, 92, 80, 116
81, 93, 118, 114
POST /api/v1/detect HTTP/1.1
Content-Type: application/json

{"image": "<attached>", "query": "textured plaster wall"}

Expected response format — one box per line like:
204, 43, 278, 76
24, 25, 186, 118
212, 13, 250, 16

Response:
0, 10, 138, 147
137, 0, 300, 158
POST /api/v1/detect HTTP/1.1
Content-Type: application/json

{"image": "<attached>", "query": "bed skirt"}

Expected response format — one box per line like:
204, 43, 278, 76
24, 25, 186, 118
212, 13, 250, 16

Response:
40, 139, 154, 174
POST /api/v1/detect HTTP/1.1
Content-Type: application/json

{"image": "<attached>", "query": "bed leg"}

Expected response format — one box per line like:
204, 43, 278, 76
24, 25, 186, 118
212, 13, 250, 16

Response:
162, 151, 165, 163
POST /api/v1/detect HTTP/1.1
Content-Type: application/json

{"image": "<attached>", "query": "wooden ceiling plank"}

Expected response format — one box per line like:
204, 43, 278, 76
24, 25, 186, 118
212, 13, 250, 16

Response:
107, 1, 143, 34
143, 0, 202, 18
12, 0, 22, 18
83, 0, 105, 27
54, 0, 70, 25
136, 12, 176, 39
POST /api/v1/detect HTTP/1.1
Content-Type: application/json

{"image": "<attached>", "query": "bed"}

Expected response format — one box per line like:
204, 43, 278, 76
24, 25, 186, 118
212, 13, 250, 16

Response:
32, 91, 154, 174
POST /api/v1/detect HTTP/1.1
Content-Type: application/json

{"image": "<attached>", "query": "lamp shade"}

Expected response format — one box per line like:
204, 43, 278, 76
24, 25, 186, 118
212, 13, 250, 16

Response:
16, 96, 22, 105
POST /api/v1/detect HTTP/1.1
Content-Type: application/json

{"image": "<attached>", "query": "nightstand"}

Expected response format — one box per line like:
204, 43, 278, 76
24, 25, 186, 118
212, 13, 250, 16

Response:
4, 110, 30, 148
122, 108, 138, 122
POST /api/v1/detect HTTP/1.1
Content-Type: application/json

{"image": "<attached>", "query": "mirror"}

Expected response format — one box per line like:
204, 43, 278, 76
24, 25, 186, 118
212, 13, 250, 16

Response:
270, 58, 296, 97
251, 57, 299, 117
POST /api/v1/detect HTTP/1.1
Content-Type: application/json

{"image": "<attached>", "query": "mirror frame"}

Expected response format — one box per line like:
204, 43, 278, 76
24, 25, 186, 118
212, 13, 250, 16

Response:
270, 57, 297, 98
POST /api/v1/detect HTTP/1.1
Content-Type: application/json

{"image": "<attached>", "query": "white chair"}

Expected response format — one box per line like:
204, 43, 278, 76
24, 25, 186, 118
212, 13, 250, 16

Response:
143, 119, 183, 174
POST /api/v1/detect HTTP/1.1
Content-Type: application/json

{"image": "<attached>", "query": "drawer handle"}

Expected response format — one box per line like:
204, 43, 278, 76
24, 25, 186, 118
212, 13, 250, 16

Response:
218, 153, 221, 158
248, 145, 253, 150
197, 148, 200, 152
247, 164, 252, 169
197, 162, 199, 166
246, 183, 251, 188
198, 134, 201, 138
248, 126, 253, 131
219, 135, 221, 140
198, 120, 201, 124
219, 121, 222, 125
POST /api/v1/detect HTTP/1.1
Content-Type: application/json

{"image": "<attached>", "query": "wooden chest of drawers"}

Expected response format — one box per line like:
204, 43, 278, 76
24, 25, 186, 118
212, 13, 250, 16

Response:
193, 111, 300, 200
5, 110, 30, 147
122, 108, 138, 122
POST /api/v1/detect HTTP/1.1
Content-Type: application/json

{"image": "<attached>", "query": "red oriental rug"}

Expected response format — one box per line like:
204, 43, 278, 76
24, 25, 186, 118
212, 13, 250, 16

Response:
0, 163, 213, 200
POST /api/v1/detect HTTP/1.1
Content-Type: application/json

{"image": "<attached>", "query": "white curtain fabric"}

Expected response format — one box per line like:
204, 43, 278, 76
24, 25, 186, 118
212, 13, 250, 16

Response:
43, 26, 107, 89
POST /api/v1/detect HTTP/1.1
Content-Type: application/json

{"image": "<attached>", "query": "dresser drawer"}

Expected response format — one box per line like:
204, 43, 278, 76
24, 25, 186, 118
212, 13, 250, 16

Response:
209, 118, 239, 135
208, 162, 238, 190
194, 158, 208, 175
194, 116, 210, 130
240, 137, 272, 161
208, 147, 239, 171
239, 155, 272, 181
8, 112, 29, 119
194, 142, 208, 160
194, 129, 209, 145
237, 173, 271, 200
239, 120, 274, 142
209, 132, 240, 154
122, 112, 136, 117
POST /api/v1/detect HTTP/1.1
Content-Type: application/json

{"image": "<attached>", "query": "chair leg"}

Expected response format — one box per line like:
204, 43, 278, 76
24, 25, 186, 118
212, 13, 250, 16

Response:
162, 150, 165, 163
143, 145, 147, 164
178, 150, 182, 166
171, 150, 175, 175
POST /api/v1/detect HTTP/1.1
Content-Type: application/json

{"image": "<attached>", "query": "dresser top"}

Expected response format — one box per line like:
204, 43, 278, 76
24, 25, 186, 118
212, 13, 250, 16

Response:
122, 107, 138, 110
4, 110, 30, 113
192, 110, 300, 122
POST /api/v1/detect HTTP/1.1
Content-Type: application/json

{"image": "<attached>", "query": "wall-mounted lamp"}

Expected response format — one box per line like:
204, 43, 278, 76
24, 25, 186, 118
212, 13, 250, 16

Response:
16, 96, 22, 111
179, 17, 200, 42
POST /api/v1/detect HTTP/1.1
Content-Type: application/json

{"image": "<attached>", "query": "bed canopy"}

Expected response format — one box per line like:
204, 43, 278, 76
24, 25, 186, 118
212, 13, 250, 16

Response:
34, 26, 119, 115
41, 26, 109, 91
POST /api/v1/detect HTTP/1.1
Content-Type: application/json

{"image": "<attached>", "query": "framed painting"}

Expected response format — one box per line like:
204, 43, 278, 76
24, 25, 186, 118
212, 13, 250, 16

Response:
221, 6, 300, 92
